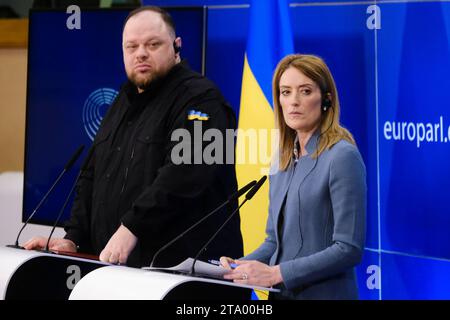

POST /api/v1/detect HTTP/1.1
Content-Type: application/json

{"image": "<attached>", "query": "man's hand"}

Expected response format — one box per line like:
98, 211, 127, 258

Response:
99, 224, 137, 265
23, 237, 77, 252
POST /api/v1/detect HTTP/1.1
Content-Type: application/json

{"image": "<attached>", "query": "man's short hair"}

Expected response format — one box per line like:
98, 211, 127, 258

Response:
123, 6, 176, 37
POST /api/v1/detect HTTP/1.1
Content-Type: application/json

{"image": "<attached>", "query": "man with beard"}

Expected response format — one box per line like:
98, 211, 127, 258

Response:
24, 6, 243, 268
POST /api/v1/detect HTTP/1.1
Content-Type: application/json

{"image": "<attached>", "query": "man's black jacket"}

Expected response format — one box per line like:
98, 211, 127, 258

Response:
65, 62, 243, 267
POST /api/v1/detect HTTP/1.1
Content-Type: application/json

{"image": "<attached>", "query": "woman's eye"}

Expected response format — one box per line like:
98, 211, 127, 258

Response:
301, 89, 311, 95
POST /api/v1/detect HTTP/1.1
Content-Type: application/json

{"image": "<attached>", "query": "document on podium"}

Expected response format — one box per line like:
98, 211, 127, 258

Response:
142, 258, 281, 293
142, 258, 228, 279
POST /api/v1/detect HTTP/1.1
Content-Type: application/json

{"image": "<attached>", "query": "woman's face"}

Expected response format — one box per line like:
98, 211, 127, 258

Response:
279, 66, 323, 135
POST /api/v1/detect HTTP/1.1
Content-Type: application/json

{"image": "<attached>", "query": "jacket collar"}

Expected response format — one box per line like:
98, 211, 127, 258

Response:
293, 129, 321, 160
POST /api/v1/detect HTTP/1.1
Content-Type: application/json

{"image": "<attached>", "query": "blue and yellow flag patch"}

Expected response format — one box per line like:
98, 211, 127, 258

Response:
187, 109, 209, 121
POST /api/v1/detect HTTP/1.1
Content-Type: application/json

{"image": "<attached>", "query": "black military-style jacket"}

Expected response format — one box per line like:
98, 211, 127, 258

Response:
65, 62, 243, 267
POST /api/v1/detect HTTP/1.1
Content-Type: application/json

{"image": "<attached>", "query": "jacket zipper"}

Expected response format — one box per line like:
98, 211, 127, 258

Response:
120, 146, 135, 194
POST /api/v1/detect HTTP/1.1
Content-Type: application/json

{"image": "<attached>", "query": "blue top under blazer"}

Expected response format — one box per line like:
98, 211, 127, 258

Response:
244, 132, 367, 300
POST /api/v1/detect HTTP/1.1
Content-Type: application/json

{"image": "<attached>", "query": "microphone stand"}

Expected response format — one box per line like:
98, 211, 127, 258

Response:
44, 171, 81, 252
190, 200, 246, 275
148, 180, 256, 267
189, 176, 267, 275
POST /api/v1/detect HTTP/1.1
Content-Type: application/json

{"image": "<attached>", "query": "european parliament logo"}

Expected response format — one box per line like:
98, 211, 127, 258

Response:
82, 88, 118, 141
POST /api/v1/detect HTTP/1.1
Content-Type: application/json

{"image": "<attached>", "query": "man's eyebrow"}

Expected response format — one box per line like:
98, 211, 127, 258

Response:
124, 37, 163, 44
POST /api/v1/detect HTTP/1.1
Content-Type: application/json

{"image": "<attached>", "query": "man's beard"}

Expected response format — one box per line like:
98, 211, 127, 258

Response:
128, 72, 157, 91
128, 67, 170, 91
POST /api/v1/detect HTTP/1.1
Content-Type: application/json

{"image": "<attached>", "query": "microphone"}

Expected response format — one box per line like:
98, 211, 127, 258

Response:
245, 175, 267, 200
149, 179, 257, 267
190, 175, 267, 275
227, 180, 257, 201
44, 147, 94, 252
8, 145, 85, 249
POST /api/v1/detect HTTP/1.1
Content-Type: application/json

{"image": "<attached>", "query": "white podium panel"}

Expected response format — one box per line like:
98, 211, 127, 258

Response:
0, 247, 42, 299
70, 266, 267, 300
0, 246, 107, 300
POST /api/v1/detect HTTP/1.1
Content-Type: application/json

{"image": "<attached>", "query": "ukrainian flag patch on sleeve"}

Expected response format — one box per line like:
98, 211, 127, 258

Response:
187, 109, 209, 121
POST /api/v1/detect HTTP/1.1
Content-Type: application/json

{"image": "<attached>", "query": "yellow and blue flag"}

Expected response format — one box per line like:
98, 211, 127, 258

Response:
236, 0, 294, 258
187, 109, 210, 121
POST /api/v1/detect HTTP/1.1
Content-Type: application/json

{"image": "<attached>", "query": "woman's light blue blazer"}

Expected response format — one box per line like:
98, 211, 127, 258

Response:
244, 132, 366, 300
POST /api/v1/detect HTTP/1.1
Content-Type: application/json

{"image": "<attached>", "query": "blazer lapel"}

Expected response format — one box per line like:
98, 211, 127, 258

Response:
276, 132, 320, 261
270, 164, 295, 233
292, 131, 320, 190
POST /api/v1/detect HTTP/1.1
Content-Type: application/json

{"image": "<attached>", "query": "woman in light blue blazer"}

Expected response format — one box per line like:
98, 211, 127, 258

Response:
221, 54, 366, 300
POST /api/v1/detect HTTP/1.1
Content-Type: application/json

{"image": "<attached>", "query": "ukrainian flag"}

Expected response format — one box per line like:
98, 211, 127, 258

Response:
237, 0, 294, 257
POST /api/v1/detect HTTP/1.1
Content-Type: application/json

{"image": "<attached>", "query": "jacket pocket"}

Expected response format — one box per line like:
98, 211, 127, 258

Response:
133, 134, 166, 185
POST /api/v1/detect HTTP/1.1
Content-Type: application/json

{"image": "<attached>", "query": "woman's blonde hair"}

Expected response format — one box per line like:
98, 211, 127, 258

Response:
273, 54, 355, 171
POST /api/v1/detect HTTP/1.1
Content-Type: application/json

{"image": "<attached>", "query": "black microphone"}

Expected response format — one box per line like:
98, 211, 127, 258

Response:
227, 181, 256, 201
8, 145, 85, 249
245, 175, 267, 200
149, 179, 257, 267
44, 147, 94, 252
190, 175, 267, 275
64, 145, 85, 170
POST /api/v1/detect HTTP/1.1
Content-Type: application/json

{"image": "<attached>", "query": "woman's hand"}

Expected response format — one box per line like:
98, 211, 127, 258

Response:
223, 260, 283, 287
219, 256, 236, 270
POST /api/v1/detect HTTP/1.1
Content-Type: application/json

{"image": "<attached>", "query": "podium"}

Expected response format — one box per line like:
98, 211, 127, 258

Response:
0, 246, 107, 300
69, 266, 267, 300
1, 246, 277, 300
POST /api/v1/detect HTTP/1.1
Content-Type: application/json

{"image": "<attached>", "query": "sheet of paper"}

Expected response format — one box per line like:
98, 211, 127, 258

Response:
142, 258, 228, 278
